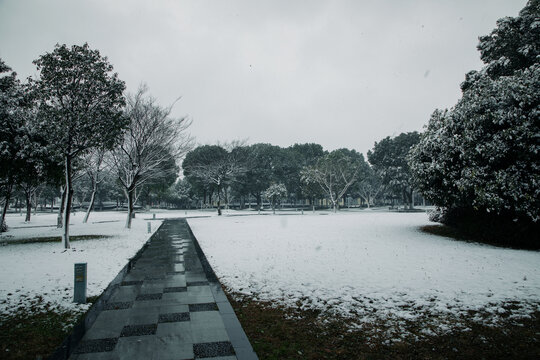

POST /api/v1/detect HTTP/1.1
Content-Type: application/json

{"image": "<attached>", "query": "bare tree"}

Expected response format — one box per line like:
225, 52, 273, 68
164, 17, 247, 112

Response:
110, 85, 193, 228
301, 149, 365, 212
82, 148, 107, 223
356, 167, 383, 208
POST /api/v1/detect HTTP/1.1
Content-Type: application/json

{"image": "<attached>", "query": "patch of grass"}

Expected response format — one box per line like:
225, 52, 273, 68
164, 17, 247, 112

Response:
1, 235, 112, 245
227, 291, 540, 360
0, 296, 98, 360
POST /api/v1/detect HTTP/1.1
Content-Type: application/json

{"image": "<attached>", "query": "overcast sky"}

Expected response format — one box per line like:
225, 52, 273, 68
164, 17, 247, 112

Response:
0, 0, 527, 155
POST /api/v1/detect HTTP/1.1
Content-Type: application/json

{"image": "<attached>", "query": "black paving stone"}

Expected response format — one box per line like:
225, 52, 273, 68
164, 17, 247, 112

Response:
120, 324, 158, 337
158, 312, 190, 323
193, 341, 235, 358
187, 281, 209, 287
103, 301, 133, 310
136, 293, 163, 301
189, 303, 218, 312
163, 286, 187, 293
120, 280, 143, 286
74, 338, 118, 354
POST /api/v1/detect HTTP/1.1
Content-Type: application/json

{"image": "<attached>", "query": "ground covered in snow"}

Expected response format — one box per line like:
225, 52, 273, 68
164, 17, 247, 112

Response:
188, 210, 540, 338
0, 209, 212, 317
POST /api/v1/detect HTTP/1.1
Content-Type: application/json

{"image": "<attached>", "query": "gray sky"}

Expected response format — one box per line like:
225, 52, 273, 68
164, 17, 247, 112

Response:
0, 0, 527, 155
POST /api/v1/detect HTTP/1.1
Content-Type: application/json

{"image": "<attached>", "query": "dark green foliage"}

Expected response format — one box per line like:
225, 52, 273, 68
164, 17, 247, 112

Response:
31, 43, 126, 246
409, 0, 540, 246
368, 132, 420, 208
31, 43, 127, 157
477, 0, 540, 79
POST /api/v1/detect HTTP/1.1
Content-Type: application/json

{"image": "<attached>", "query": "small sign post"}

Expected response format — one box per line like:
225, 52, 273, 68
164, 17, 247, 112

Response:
74, 263, 87, 304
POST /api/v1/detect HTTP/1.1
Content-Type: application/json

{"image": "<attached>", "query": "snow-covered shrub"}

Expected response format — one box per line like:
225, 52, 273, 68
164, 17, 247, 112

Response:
263, 183, 287, 212
409, 1, 540, 246
428, 208, 443, 223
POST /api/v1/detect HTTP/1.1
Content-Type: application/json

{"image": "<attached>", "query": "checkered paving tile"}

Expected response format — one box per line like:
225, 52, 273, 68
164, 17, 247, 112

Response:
193, 341, 235, 358
68, 219, 254, 360
158, 312, 190, 323
120, 324, 158, 337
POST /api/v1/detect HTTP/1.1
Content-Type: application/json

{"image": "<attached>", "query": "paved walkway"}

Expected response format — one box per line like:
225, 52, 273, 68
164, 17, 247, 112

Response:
69, 219, 257, 360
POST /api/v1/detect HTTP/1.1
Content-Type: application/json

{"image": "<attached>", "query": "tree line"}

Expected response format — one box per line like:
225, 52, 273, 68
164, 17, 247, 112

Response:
181, 135, 422, 215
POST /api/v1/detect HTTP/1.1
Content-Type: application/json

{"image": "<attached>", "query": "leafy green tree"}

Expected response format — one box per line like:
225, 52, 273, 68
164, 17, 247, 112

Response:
0, 59, 24, 230
476, 0, 539, 79
368, 132, 420, 209
183, 144, 245, 215
31, 44, 126, 247
241, 143, 284, 210
283, 143, 325, 202
173, 178, 193, 209
409, 0, 539, 245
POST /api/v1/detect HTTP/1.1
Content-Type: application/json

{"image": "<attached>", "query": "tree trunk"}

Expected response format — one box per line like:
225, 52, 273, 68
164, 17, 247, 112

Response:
255, 193, 261, 210
1, 183, 13, 232
83, 180, 97, 224
25, 189, 32, 222
62, 157, 73, 249
57, 186, 66, 228
33, 190, 38, 216
217, 185, 222, 216
83, 187, 96, 223
125, 187, 134, 229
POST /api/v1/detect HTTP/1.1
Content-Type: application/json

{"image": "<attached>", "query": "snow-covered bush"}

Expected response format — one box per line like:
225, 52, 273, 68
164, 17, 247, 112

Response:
263, 183, 287, 213
409, 0, 540, 246
428, 208, 443, 223
410, 65, 540, 222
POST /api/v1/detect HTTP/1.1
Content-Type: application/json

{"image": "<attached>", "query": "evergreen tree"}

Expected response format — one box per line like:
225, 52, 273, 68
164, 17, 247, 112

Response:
31, 44, 127, 247
409, 0, 540, 246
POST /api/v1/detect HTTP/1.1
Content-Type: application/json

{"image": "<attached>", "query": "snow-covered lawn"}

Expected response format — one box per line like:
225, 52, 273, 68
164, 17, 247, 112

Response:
188, 211, 540, 334
0, 209, 212, 316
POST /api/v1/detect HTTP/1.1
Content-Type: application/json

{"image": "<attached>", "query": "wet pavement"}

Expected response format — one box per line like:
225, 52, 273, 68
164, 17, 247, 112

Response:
69, 218, 257, 360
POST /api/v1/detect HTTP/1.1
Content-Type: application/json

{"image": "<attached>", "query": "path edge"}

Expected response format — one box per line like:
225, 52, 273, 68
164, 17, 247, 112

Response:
185, 218, 259, 360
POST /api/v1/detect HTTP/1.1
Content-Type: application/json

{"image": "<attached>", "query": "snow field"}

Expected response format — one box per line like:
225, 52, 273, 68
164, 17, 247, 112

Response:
188, 211, 540, 334
0, 210, 210, 315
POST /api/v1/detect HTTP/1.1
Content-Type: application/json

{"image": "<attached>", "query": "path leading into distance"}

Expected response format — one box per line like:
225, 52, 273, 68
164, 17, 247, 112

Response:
69, 218, 257, 360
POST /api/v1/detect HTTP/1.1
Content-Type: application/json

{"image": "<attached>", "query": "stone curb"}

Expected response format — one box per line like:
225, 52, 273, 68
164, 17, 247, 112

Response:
186, 218, 259, 360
